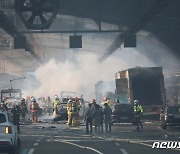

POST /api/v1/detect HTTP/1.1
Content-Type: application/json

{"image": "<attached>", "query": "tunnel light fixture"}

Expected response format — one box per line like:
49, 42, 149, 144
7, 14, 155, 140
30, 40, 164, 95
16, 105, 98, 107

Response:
69, 34, 82, 48
14, 36, 26, 49
124, 33, 136, 48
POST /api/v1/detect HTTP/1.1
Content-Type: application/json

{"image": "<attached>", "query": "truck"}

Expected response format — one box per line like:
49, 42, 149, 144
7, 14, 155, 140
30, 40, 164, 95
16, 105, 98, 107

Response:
115, 66, 166, 120
1, 88, 22, 109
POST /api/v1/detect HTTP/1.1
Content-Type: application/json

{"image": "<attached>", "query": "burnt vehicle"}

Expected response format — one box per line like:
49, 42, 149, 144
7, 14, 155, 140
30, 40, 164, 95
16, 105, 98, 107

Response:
1, 89, 22, 110
160, 105, 180, 129
54, 91, 85, 121
54, 97, 69, 121
112, 103, 135, 124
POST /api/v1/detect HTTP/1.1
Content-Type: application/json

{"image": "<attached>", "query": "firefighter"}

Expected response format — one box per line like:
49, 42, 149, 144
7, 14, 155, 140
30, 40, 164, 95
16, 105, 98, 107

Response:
30, 98, 40, 123
20, 98, 27, 119
134, 100, 143, 131
0, 101, 8, 111
72, 97, 81, 126
11, 102, 21, 133
45, 96, 51, 114
67, 99, 73, 126
52, 95, 59, 114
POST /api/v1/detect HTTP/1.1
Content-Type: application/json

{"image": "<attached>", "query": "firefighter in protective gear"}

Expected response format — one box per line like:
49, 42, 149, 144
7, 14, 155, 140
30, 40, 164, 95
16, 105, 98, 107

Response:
134, 100, 143, 130
30, 98, 40, 123
20, 98, 27, 119
72, 97, 81, 126
52, 95, 59, 114
45, 96, 52, 114
67, 99, 73, 126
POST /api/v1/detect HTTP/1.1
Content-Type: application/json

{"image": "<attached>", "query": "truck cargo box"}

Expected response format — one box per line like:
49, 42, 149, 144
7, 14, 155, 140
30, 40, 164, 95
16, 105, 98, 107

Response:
115, 67, 165, 120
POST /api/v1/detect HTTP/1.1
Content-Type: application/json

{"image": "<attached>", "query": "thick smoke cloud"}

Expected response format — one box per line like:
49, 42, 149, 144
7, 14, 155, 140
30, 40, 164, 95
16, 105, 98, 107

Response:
19, 33, 180, 101
22, 48, 154, 101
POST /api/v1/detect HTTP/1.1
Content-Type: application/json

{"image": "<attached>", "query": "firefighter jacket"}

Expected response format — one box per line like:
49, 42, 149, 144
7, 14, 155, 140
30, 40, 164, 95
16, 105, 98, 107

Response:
72, 101, 81, 113
67, 101, 73, 113
30, 101, 39, 113
52, 99, 59, 108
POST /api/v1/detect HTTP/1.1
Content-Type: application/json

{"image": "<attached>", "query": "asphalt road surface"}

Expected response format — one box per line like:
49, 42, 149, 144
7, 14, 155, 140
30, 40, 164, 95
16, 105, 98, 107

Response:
14, 116, 180, 154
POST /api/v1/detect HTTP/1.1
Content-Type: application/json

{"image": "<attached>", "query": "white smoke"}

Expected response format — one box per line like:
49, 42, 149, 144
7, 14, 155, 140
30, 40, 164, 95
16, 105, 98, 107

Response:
22, 48, 154, 101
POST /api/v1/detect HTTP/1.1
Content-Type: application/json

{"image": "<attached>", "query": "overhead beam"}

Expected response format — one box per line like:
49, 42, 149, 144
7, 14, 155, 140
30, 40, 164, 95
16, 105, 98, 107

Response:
0, 11, 19, 36
98, 0, 174, 62
20, 29, 124, 34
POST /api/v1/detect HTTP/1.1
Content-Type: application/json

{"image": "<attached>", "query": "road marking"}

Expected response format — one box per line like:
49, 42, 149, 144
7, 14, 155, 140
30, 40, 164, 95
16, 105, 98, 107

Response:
22, 148, 29, 154
34, 143, 39, 146
28, 148, 34, 154
144, 122, 153, 124
54, 139, 107, 142
20, 134, 46, 137
55, 139, 104, 154
120, 149, 128, 154
115, 143, 120, 147
157, 126, 173, 135
37, 140, 41, 142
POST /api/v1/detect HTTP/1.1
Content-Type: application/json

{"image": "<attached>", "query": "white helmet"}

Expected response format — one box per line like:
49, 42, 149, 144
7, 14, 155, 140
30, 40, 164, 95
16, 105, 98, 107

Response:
68, 99, 72, 103
31, 97, 36, 102
134, 100, 139, 103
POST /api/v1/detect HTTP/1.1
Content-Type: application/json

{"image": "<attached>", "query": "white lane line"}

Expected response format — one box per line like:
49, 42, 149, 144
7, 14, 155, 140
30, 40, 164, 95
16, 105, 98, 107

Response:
28, 148, 34, 154
34, 143, 39, 146
53, 139, 107, 142
55, 139, 104, 154
37, 140, 41, 142
115, 143, 120, 147
120, 149, 128, 154
20, 135, 46, 137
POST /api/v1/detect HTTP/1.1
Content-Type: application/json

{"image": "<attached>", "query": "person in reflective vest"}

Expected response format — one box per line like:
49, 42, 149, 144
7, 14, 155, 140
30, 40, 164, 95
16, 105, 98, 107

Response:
72, 97, 81, 126
134, 100, 143, 130
67, 99, 73, 126
20, 98, 28, 119
30, 98, 39, 123
52, 95, 59, 114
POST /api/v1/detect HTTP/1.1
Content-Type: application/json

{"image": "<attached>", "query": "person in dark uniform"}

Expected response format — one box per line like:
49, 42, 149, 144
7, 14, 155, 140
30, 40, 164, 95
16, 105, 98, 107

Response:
85, 103, 93, 134
104, 103, 112, 134
11, 103, 21, 133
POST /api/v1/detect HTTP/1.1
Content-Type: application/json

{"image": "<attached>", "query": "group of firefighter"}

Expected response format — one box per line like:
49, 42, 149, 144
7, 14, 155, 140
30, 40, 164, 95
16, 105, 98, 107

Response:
0, 95, 144, 133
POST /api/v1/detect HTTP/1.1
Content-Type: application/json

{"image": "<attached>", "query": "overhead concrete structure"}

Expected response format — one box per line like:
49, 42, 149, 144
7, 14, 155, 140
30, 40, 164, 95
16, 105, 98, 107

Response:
0, 0, 180, 98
